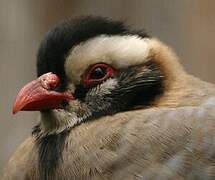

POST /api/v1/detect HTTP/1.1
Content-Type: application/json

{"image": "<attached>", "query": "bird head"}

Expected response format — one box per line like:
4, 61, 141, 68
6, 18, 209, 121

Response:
13, 16, 185, 135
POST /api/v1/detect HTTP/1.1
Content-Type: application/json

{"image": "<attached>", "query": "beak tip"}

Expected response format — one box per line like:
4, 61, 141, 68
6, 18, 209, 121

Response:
12, 104, 19, 115
12, 110, 17, 115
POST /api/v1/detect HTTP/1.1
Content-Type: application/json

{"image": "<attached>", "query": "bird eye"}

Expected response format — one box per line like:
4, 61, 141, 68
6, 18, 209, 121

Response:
83, 63, 115, 85
90, 67, 106, 79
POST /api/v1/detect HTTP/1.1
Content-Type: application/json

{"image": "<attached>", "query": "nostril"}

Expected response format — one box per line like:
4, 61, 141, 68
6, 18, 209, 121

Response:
39, 72, 60, 90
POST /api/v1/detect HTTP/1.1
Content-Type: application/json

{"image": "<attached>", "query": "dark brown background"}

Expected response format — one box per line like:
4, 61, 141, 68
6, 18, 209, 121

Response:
1, 0, 215, 174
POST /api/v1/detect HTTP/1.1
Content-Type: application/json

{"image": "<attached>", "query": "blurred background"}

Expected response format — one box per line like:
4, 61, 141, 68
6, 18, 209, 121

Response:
1, 0, 215, 174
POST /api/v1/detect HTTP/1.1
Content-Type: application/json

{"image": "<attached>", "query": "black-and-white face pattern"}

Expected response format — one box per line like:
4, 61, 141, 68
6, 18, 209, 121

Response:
35, 17, 165, 135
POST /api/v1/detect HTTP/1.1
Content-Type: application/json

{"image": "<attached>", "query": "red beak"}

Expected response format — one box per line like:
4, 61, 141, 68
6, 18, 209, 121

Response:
12, 72, 74, 114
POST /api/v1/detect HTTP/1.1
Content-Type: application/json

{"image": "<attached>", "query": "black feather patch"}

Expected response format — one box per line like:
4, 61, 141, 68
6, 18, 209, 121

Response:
37, 16, 149, 91
124, 60, 164, 107
113, 60, 164, 109
36, 131, 69, 180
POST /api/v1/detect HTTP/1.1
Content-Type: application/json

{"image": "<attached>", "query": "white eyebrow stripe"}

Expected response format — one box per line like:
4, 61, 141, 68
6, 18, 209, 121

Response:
65, 35, 151, 83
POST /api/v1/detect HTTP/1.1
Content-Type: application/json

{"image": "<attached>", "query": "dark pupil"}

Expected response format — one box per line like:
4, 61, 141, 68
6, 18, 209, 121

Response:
90, 67, 106, 79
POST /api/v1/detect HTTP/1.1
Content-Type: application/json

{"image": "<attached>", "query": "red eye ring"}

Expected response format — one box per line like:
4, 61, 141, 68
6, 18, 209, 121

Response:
82, 63, 115, 85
